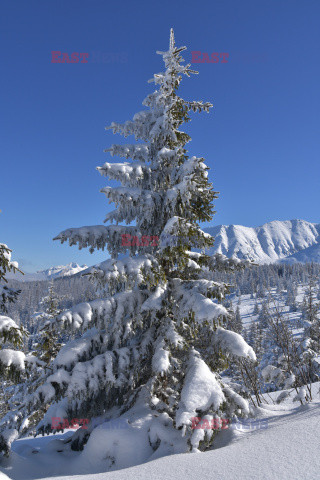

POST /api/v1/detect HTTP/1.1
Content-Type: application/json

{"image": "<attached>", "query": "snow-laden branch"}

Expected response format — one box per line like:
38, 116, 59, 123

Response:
53, 225, 139, 254
89, 254, 160, 292
0, 349, 25, 372
104, 144, 150, 162
215, 326, 256, 361
100, 186, 158, 207
52, 289, 145, 343
106, 110, 159, 142
0, 316, 23, 345
97, 161, 150, 187
172, 278, 228, 323
176, 350, 226, 427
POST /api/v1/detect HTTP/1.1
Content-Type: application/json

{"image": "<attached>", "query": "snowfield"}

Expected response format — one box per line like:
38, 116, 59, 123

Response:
1, 280, 319, 480
1, 385, 319, 480
1, 274, 318, 480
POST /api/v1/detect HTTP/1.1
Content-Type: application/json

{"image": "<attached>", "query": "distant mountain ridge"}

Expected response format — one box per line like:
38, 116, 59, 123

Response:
7, 220, 320, 283
7, 262, 88, 282
203, 219, 320, 264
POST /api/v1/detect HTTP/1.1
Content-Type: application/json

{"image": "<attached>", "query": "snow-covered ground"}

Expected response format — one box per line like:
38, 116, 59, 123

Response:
1, 283, 319, 480
235, 285, 306, 331
1, 383, 319, 480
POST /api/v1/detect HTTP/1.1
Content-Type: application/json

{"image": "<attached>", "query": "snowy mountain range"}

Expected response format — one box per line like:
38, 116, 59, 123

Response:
204, 219, 320, 264
7, 220, 320, 283
6, 262, 88, 282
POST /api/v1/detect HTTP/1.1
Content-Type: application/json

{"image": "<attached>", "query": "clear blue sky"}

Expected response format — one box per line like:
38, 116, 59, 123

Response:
1, 0, 319, 272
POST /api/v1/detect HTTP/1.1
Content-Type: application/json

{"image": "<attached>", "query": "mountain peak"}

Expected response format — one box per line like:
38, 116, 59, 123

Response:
204, 219, 320, 264
7, 263, 88, 282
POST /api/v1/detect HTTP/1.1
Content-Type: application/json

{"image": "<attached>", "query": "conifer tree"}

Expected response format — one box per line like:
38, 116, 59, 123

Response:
299, 274, 320, 382
0, 31, 255, 460
253, 302, 260, 316
258, 299, 269, 330
0, 243, 25, 379
34, 281, 64, 365
260, 298, 314, 402
0, 242, 31, 454
0, 281, 67, 452
286, 280, 297, 312
301, 275, 320, 325
234, 306, 243, 334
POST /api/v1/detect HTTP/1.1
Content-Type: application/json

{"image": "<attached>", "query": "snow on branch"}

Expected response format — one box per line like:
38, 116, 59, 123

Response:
205, 253, 253, 272
53, 225, 139, 254
223, 386, 249, 415
0, 244, 19, 277
160, 216, 213, 250
152, 339, 170, 376
89, 254, 160, 292
215, 326, 256, 361
106, 110, 157, 142
0, 349, 26, 372
0, 315, 23, 346
97, 161, 150, 186
104, 144, 150, 162
53, 289, 144, 341
176, 350, 225, 427
0, 285, 20, 312
65, 351, 117, 399
172, 279, 228, 323
36, 346, 132, 414
100, 186, 157, 206
53, 329, 104, 370
54, 300, 107, 331
141, 285, 167, 313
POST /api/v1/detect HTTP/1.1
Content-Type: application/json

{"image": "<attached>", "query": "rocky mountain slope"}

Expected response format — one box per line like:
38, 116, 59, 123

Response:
204, 219, 320, 264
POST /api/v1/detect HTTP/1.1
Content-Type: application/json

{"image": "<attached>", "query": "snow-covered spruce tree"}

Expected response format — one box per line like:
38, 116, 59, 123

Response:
258, 299, 269, 330
0, 243, 33, 454
33, 281, 64, 365
259, 297, 315, 403
226, 312, 264, 407
13, 282, 67, 437
1, 31, 255, 461
0, 281, 69, 453
299, 274, 320, 383
300, 274, 320, 325
286, 280, 298, 312
222, 305, 262, 406
0, 243, 25, 380
253, 301, 260, 316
